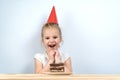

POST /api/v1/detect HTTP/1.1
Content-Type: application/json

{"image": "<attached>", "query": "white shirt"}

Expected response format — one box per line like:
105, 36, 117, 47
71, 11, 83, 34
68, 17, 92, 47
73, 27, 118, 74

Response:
34, 52, 70, 67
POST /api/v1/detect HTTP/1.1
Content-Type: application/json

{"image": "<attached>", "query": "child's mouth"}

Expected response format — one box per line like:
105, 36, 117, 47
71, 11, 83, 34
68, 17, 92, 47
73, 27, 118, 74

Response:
48, 44, 56, 48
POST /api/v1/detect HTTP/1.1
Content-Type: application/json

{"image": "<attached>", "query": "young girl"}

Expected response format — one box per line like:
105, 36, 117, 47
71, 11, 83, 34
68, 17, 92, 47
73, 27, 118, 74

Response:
34, 23, 72, 74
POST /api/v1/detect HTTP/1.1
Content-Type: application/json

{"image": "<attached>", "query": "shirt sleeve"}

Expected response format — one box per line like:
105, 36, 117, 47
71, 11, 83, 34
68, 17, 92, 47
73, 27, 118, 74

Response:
64, 53, 70, 61
34, 53, 43, 63
61, 53, 70, 63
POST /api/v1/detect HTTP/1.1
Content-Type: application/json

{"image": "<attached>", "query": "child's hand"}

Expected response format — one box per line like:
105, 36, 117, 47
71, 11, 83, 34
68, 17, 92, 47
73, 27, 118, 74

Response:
54, 50, 61, 63
48, 50, 56, 62
54, 50, 60, 58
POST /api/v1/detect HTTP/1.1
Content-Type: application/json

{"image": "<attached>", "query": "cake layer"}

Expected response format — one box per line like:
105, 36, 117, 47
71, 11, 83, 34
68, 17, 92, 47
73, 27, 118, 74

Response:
50, 63, 64, 66
50, 63, 64, 72
50, 67, 64, 72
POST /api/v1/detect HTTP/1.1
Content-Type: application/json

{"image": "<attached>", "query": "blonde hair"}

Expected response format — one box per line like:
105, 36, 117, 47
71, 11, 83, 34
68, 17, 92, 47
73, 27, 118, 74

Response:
41, 23, 62, 40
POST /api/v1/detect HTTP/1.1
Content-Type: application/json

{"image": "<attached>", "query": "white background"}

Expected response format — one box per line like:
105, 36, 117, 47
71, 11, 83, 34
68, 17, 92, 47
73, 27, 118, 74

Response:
0, 0, 120, 74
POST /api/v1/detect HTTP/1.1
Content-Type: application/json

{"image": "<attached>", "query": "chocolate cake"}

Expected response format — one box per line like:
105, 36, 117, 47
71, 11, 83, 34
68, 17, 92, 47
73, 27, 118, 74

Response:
50, 63, 64, 72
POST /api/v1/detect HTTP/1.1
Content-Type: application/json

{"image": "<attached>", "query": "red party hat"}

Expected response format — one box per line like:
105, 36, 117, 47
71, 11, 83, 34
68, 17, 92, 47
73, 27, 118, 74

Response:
47, 6, 58, 23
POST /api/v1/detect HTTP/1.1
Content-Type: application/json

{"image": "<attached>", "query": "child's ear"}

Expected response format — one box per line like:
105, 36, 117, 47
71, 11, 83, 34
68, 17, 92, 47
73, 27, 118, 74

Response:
61, 39, 63, 44
60, 38, 62, 42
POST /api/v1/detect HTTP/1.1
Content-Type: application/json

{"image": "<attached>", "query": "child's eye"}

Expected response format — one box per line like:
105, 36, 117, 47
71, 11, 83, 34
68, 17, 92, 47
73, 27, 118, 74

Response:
53, 36, 58, 39
45, 37, 49, 40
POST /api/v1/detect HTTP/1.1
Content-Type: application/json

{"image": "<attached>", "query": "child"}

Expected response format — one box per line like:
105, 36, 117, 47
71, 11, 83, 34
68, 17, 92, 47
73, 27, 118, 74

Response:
34, 6, 72, 74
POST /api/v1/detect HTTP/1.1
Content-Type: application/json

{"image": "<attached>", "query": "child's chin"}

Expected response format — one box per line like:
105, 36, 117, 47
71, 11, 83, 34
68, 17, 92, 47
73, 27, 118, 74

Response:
49, 47, 57, 50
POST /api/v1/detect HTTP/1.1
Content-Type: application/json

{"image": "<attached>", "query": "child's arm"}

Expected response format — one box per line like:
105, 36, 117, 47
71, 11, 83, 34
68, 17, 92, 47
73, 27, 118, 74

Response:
34, 51, 56, 74
34, 59, 53, 74
64, 57, 72, 72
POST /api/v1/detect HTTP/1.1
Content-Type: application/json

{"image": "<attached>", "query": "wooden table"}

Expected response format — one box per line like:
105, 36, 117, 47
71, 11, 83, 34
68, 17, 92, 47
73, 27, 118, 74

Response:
0, 74, 120, 80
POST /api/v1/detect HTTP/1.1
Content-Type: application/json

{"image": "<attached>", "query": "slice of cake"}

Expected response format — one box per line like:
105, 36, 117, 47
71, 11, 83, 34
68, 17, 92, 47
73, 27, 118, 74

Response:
50, 63, 64, 72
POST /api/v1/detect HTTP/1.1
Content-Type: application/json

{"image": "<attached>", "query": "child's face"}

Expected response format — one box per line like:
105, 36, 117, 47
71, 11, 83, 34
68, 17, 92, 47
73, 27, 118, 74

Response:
42, 27, 61, 52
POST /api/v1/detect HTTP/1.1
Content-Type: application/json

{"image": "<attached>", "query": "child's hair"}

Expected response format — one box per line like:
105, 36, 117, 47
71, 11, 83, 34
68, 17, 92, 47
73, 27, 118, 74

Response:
41, 23, 62, 40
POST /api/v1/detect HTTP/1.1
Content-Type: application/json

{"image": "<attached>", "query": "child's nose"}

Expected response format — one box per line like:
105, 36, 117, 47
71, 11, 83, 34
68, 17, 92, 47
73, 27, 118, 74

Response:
49, 38, 55, 42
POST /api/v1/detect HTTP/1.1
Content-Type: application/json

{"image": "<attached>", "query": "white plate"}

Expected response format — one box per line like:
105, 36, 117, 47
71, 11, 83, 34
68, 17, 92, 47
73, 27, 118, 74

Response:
43, 72, 72, 75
